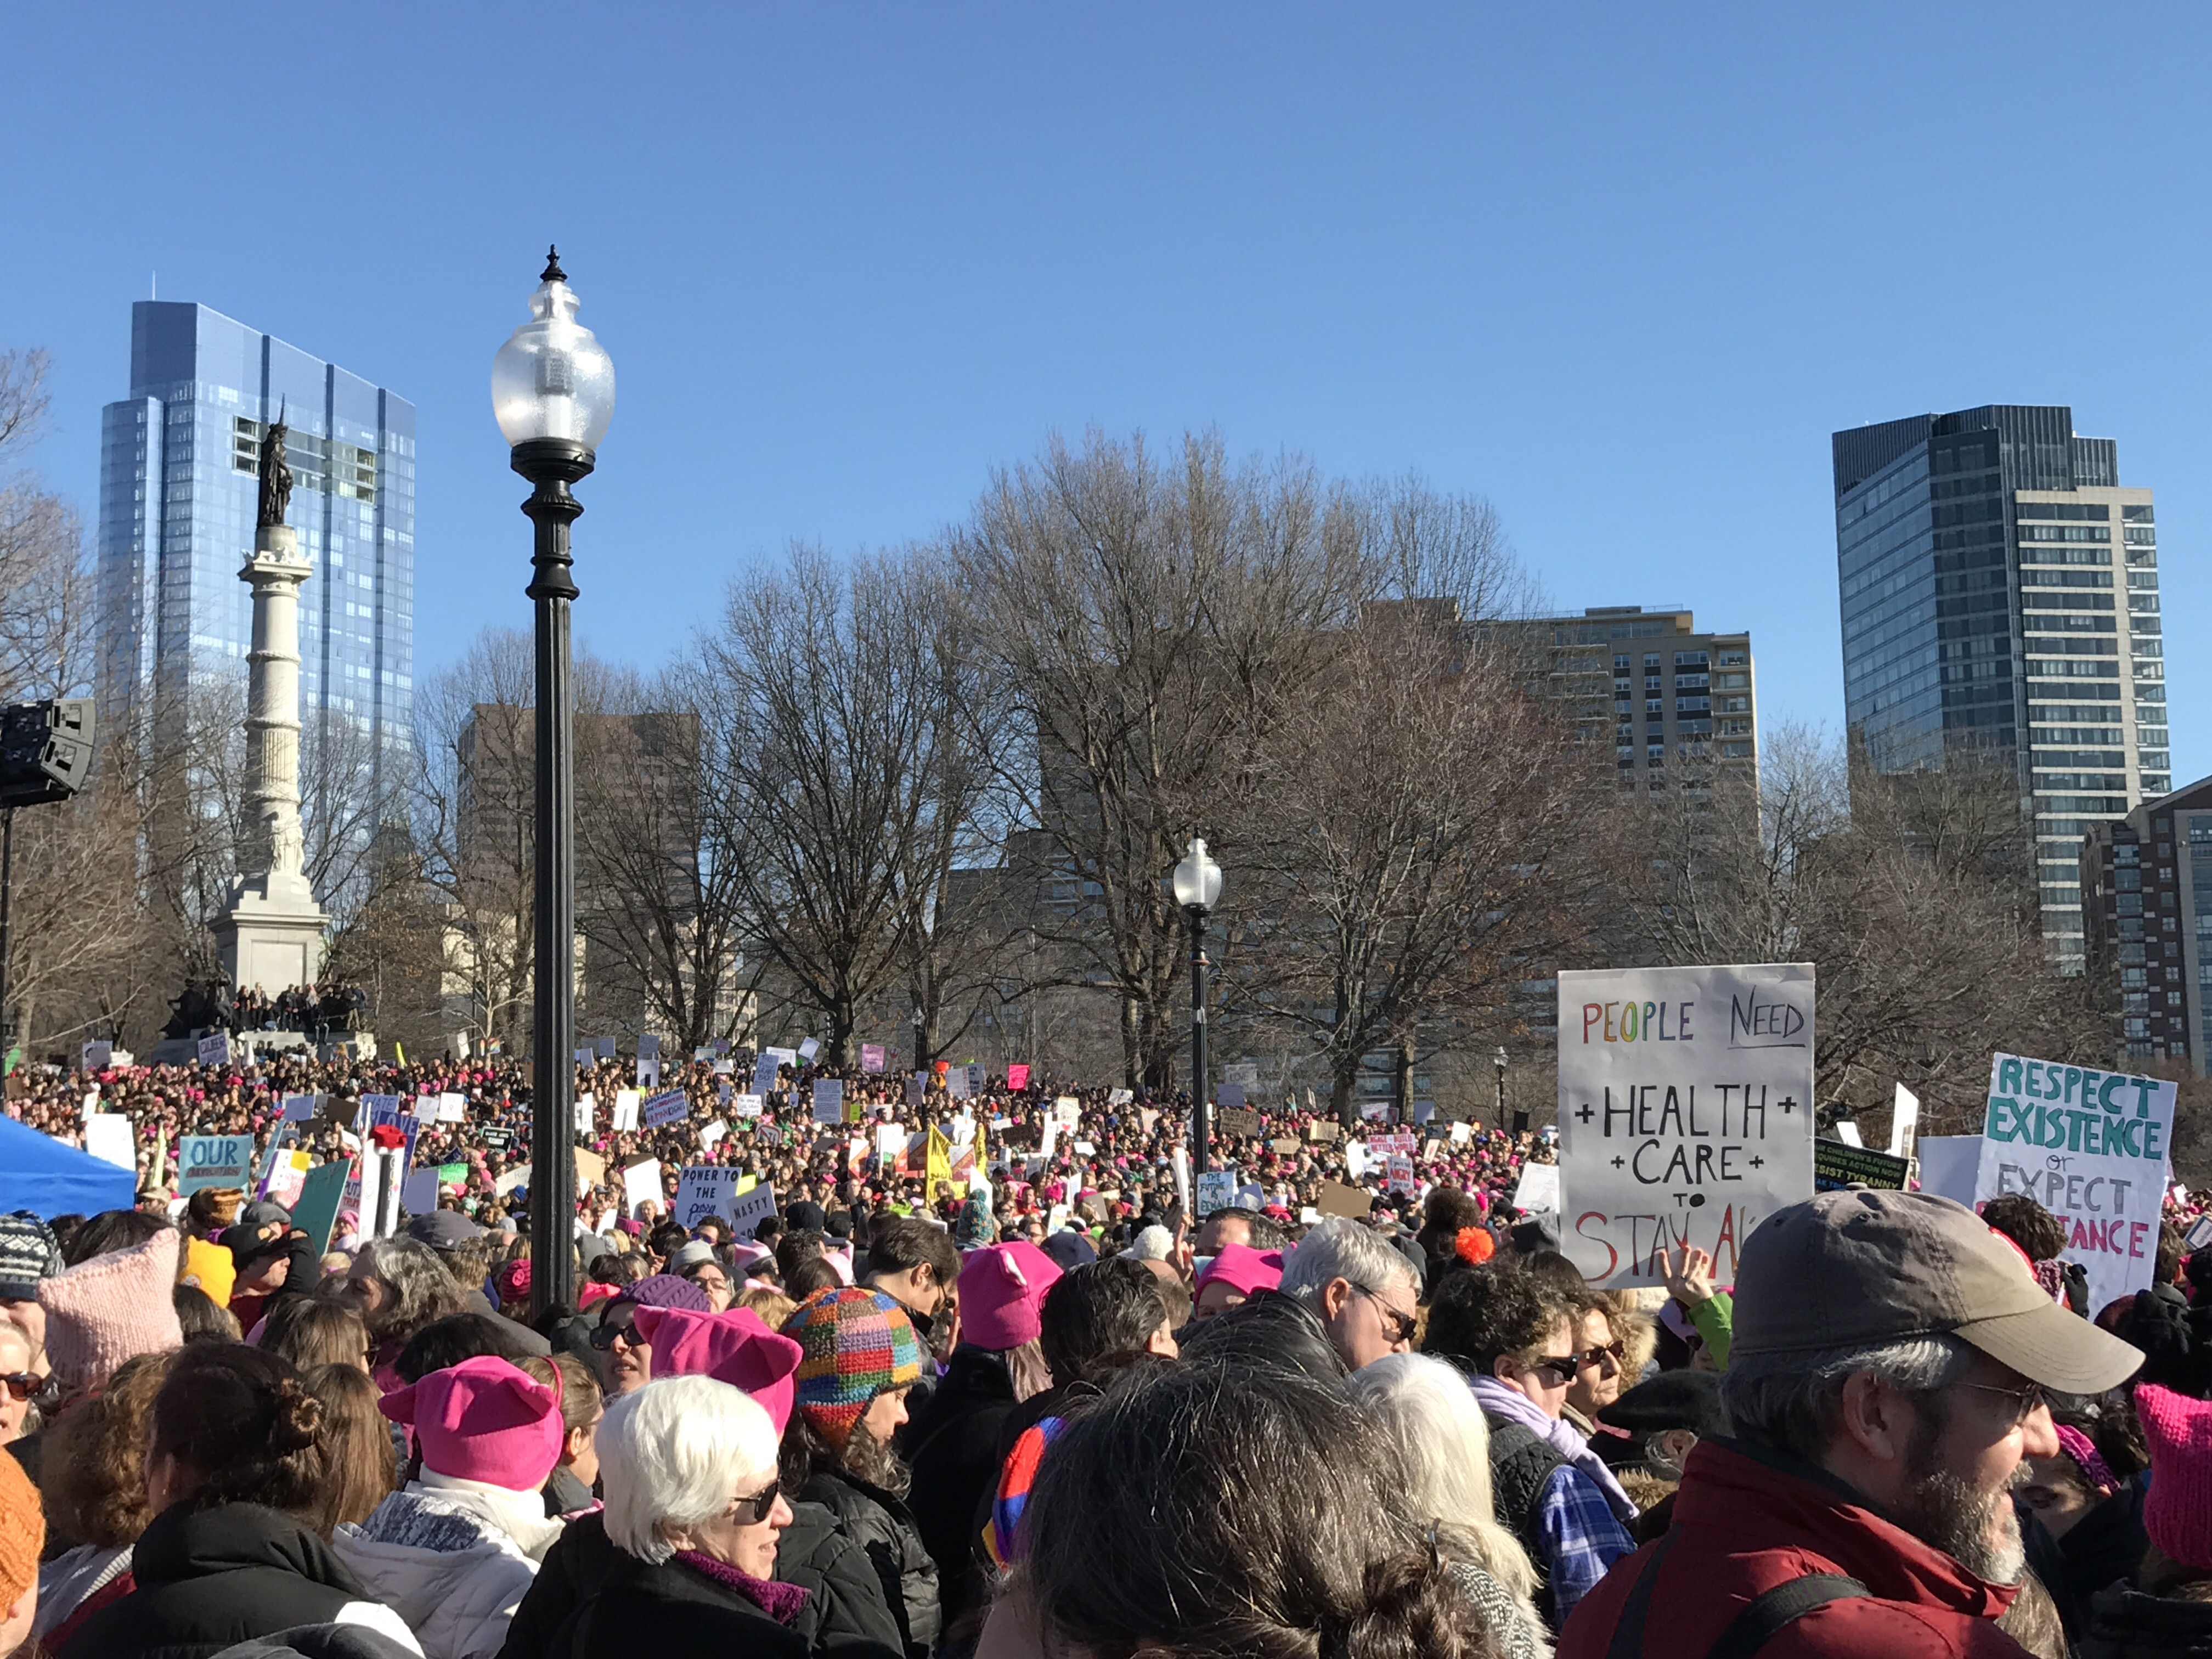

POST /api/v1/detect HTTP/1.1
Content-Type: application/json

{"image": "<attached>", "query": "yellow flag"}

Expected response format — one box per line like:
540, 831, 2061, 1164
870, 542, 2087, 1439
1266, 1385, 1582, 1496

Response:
393, 1041, 405, 1065
926, 1126, 952, 1188
734, 1173, 757, 1196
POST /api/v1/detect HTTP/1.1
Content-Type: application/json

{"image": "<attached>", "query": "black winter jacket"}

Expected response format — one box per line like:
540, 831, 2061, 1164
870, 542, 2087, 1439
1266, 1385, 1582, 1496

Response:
898, 1347, 1015, 1627
798, 1469, 940, 1659
549, 1551, 809, 1659
58, 1501, 415, 1659
2081, 1585, 2212, 1659
496, 1504, 900, 1659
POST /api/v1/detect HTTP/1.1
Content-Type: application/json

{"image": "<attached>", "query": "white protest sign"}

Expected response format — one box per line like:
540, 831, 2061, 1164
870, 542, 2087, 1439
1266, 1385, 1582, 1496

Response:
1833, 1120, 1863, 1148
81, 1040, 112, 1071
1513, 1161, 1561, 1214
812, 1079, 845, 1124
1385, 1155, 1417, 1195
196, 1031, 230, 1068
595, 1036, 617, 1058
1053, 1097, 1081, 1131
643, 1089, 690, 1129
623, 1159, 663, 1217
411, 1093, 440, 1122
735, 1093, 764, 1118
1558, 963, 1815, 1288
1916, 1135, 1982, 1205
1973, 1053, 2176, 1316
699, 1118, 730, 1150
494, 1163, 532, 1197
1194, 1167, 1240, 1215
1890, 1083, 1920, 1160
798, 1037, 821, 1062
752, 1054, 781, 1097
401, 1169, 439, 1214
728, 1181, 778, 1240
179, 1133, 254, 1193
84, 1114, 136, 1172
674, 1167, 743, 1229
1217, 1081, 1246, 1110
1224, 1060, 1260, 1092
437, 1093, 467, 1124
947, 1066, 971, 1101
574, 1094, 595, 1132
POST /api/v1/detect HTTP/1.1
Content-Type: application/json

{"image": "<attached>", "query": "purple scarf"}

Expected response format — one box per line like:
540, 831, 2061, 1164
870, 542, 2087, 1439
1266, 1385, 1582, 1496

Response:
675, 1549, 811, 1625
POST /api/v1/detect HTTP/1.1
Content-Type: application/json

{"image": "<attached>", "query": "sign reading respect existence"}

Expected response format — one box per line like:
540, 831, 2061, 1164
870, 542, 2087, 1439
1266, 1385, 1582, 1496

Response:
1558, 963, 1816, 1289
1973, 1052, 2177, 1316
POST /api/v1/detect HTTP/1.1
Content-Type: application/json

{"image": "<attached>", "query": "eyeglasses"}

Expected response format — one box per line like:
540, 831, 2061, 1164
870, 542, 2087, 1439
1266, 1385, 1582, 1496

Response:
1352, 1284, 1417, 1346
589, 1314, 640, 1351
1528, 1353, 1582, 1386
0, 1373, 41, 1404
728, 1479, 782, 1525
1955, 1379, 2051, 1429
1577, 1339, 1627, 1372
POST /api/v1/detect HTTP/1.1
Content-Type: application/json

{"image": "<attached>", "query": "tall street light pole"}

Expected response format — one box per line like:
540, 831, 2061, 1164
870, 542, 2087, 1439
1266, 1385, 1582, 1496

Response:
1494, 1046, 1509, 1130
493, 247, 615, 1321
1171, 837, 1223, 1176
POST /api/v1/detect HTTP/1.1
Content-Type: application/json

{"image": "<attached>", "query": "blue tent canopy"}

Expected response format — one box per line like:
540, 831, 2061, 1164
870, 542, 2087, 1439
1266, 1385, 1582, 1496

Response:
0, 1113, 137, 1220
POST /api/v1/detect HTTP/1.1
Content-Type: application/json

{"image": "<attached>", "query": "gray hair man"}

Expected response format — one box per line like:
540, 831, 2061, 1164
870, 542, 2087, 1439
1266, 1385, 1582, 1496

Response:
1559, 1189, 2142, 1659
1279, 1216, 1420, 1371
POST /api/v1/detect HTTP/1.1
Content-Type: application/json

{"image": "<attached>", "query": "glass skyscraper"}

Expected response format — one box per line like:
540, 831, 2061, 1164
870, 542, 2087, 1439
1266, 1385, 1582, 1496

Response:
1832, 405, 2170, 966
97, 301, 416, 814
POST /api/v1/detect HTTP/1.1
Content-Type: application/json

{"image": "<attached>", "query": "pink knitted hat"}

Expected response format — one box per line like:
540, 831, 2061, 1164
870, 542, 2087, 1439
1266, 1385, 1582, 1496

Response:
2137, 1383, 2212, 1571
380, 1355, 564, 1492
38, 1228, 184, 1391
957, 1242, 1063, 1351
632, 1305, 805, 1432
1194, 1243, 1284, 1300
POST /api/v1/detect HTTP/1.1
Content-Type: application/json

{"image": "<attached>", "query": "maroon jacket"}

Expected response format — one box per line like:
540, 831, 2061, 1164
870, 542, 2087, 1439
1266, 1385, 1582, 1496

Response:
1560, 1440, 2032, 1659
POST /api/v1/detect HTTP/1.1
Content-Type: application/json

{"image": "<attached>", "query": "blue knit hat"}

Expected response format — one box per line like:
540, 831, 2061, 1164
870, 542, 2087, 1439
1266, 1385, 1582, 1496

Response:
0, 1214, 60, 1302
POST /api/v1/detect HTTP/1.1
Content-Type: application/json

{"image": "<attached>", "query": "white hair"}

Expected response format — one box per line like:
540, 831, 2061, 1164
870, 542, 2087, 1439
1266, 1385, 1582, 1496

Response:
1279, 1216, 1419, 1305
599, 1374, 778, 1565
1348, 1352, 1544, 1617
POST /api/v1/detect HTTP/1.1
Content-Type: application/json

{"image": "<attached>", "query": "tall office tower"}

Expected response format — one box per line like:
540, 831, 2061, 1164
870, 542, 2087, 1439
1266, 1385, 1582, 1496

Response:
97, 301, 416, 832
1506, 606, 1758, 789
2080, 775, 2212, 1074
1832, 406, 2170, 968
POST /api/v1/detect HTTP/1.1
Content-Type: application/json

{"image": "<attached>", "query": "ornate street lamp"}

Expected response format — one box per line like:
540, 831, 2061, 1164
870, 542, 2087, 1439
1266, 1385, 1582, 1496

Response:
1171, 837, 1224, 1174
493, 246, 614, 1317
1493, 1045, 1509, 1130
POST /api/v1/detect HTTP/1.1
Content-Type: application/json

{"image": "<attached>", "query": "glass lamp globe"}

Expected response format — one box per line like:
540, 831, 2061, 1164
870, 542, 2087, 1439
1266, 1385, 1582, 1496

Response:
491, 247, 616, 451
1172, 837, 1224, 912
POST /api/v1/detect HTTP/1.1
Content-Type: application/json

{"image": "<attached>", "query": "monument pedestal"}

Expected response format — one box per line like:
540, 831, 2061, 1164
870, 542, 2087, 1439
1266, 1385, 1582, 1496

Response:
216, 869, 328, 994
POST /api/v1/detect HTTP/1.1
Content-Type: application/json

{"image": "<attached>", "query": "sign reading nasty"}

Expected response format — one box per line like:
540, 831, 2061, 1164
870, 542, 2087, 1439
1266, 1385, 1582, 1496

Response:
1559, 963, 1815, 1288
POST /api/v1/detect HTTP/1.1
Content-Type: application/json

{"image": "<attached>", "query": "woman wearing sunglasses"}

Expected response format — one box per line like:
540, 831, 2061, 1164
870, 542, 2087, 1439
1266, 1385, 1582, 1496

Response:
578, 1375, 806, 1659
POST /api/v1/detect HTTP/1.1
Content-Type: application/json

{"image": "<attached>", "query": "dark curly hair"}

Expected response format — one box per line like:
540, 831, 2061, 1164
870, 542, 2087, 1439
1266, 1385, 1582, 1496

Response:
1421, 1263, 1576, 1379
1981, 1194, 2066, 1265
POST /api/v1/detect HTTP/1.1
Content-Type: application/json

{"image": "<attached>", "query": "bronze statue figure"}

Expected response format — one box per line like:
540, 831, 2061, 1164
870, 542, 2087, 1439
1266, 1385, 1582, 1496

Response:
257, 406, 294, 529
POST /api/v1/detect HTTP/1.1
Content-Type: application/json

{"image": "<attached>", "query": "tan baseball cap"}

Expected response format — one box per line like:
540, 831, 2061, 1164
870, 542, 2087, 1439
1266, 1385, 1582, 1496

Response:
1731, 1189, 2142, 1395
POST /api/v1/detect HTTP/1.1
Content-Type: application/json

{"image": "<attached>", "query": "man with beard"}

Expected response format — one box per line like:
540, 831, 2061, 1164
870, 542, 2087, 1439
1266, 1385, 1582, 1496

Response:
1560, 1190, 2142, 1659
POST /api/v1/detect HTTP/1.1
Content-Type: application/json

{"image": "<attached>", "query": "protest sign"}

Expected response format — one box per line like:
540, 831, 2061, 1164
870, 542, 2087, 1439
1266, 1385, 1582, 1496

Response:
1359, 1101, 1390, 1121
437, 1093, 467, 1124
1513, 1162, 1561, 1214
293, 1161, 351, 1255
1007, 1063, 1030, 1091
728, 1181, 778, 1239
1316, 1179, 1373, 1219
635, 1035, 661, 1090
1813, 1140, 1914, 1192
401, 1169, 439, 1214
861, 1043, 886, 1074
2188, 1215, 2212, 1255
574, 1148, 606, 1193
798, 1037, 820, 1063
1054, 1098, 1081, 1131
196, 1031, 230, 1068
1108, 1087, 1133, 1107
642, 1089, 690, 1129
1832, 1121, 1863, 1147
1217, 1082, 1246, 1111
1371, 1131, 1417, 1158
734, 1093, 764, 1118
698, 1119, 729, 1150
674, 1167, 743, 1228
1194, 1167, 1240, 1216
752, 1054, 780, 1097
81, 1040, 112, 1071
437, 1161, 467, 1188
812, 1079, 845, 1124
1915, 1135, 1981, 1205
263, 1148, 312, 1210
623, 1159, 663, 1217
179, 1133, 253, 1193
1306, 1121, 1339, 1143
1385, 1155, 1417, 1195
1973, 1053, 2176, 1314
574, 1094, 594, 1132
1224, 1060, 1260, 1092
494, 1164, 532, 1197
1891, 1083, 1921, 1160
282, 1093, 318, 1122
595, 1036, 616, 1058
610, 1090, 637, 1131
1217, 1106, 1261, 1139
946, 1067, 971, 1102
1271, 1137, 1301, 1155
1558, 962, 1816, 1289
84, 1114, 135, 1172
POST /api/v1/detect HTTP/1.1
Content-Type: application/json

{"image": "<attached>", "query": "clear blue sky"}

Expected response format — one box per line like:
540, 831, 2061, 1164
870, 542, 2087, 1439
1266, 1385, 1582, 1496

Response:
4, 6, 2206, 782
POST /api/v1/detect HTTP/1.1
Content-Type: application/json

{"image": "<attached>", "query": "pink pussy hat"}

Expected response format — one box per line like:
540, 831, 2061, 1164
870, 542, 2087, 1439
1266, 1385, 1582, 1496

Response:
2137, 1382, 2212, 1572
632, 1305, 805, 1434
1194, 1243, 1284, 1300
380, 1355, 564, 1493
957, 1240, 1063, 1351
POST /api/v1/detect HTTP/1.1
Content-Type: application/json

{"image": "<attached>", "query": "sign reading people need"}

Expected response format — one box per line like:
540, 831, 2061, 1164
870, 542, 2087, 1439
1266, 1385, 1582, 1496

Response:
1558, 963, 1815, 1288
1973, 1052, 2176, 1316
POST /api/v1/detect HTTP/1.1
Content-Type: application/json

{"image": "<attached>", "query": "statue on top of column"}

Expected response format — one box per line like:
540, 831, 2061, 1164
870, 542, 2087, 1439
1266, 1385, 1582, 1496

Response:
257, 405, 294, 530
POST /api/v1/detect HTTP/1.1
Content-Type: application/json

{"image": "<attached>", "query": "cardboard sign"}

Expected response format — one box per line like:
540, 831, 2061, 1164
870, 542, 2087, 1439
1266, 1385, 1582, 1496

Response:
1306, 1121, 1340, 1143
1271, 1138, 1301, 1155
861, 1043, 886, 1074
1813, 1139, 1914, 1192
812, 1079, 845, 1124
1217, 1107, 1261, 1139
574, 1146, 607, 1191
179, 1133, 254, 1193
196, 1031, 230, 1068
1007, 1063, 1030, 1091
1513, 1162, 1561, 1213
1316, 1180, 1373, 1219
1973, 1053, 2176, 1314
642, 1089, 690, 1129
1558, 963, 1816, 1289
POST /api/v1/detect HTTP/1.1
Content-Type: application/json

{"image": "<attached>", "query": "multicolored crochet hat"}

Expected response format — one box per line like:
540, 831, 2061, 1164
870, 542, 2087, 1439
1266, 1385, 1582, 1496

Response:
781, 1287, 923, 1447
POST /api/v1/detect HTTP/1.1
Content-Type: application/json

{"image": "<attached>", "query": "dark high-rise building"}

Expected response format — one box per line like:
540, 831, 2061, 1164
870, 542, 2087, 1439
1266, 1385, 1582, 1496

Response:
2080, 774, 2212, 1074
1833, 405, 2170, 966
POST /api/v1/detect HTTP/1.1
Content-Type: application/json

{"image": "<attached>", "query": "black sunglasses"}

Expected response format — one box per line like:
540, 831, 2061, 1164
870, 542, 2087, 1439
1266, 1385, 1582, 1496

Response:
730, 1478, 782, 1525
1352, 1284, 1417, 1346
1528, 1353, 1582, 1385
589, 1312, 641, 1351
0, 1373, 42, 1404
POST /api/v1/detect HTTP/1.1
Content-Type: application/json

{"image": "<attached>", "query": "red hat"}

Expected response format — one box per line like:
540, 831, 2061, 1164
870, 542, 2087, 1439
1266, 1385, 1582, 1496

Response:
957, 1241, 1063, 1351
380, 1356, 563, 1492
632, 1305, 805, 1433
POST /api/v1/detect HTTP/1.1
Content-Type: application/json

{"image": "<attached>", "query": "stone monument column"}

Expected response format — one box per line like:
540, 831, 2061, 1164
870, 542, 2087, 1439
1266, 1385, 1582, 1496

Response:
215, 415, 328, 997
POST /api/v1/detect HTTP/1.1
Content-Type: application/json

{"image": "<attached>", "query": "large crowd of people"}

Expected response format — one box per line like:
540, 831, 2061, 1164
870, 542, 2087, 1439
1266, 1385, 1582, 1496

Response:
0, 1045, 2207, 1658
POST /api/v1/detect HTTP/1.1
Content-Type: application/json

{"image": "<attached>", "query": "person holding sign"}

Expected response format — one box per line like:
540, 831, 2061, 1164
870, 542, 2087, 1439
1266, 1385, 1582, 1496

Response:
1560, 1190, 2144, 1659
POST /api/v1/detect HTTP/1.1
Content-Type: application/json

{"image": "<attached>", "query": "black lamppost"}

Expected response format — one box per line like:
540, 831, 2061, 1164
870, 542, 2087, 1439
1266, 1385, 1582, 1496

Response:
1171, 837, 1223, 1174
1493, 1045, 1509, 1130
493, 247, 615, 1319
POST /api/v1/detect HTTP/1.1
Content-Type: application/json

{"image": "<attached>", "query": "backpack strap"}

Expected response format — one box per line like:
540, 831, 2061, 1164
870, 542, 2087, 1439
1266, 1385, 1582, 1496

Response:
1705, 1573, 1871, 1659
1602, 1532, 1677, 1659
